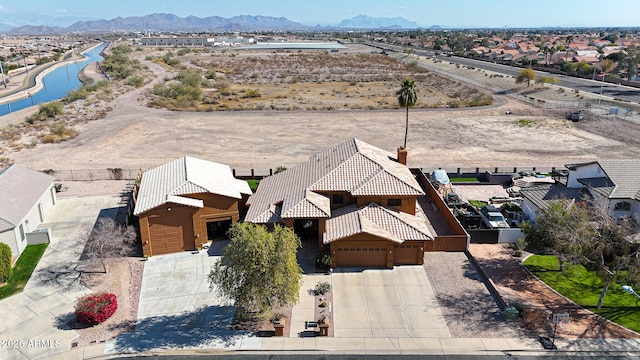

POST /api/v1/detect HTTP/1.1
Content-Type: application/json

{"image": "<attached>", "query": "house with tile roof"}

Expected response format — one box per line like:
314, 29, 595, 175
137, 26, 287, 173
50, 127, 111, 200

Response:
521, 159, 640, 221
566, 159, 640, 219
245, 138, 437, 268
134, 156, 251, 256
0, 164, 56, 257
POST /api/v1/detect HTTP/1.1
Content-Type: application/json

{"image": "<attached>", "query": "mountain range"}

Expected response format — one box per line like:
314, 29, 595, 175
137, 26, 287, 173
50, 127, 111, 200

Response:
4, 13, 426, 35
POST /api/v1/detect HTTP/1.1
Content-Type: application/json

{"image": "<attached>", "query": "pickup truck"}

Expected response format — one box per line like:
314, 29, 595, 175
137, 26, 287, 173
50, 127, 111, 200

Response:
480, 205, 510, 229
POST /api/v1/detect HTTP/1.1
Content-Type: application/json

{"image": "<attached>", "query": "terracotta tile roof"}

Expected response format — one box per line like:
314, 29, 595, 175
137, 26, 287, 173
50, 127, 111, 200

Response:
245, 138, 424, 223
324, 203, 433, 244
134, 156, 251, 215
0, 164, 54, 232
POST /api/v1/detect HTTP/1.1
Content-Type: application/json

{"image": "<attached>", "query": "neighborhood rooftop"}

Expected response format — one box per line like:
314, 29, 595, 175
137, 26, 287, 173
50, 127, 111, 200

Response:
245, 138, 425, 223
133, 156, 251, 215
0, 164, 53, 232
567, 159, 640, 200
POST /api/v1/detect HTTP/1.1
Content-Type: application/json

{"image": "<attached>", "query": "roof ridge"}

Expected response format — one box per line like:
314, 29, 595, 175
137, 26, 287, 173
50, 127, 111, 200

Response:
0, 215, 16, 227
596, 163, 619, 199
376, 204, 429, 238
308, 150, 363, 191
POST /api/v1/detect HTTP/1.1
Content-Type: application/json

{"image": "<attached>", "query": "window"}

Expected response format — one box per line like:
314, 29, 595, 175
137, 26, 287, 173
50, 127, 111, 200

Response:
387, 198, 402, 207
614, 201, 632, 212
332, 194, 344, 205
19, 224, 25, 242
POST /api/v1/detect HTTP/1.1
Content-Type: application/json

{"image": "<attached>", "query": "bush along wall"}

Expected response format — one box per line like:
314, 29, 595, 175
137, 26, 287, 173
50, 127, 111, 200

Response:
75, 292, 118, 325
0, 243, 11, 283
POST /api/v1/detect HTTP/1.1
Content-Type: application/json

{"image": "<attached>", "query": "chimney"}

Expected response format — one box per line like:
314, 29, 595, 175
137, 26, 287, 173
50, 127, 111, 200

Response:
397, 147, 407, 165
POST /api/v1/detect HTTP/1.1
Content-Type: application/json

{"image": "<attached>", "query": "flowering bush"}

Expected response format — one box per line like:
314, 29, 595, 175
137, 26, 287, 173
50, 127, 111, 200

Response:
74, 292, 118, 325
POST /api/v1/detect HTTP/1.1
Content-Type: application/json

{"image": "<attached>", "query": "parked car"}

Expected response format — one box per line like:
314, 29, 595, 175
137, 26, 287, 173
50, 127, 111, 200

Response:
480, 205, 510, 229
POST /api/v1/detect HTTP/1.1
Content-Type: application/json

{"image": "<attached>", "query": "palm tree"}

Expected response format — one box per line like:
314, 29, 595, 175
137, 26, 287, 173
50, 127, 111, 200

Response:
396, 77, 418, 149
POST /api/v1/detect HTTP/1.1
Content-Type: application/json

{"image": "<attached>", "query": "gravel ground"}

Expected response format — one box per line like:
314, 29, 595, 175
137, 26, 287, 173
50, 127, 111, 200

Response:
73, 257, 143, 347
422, 251, 523, 338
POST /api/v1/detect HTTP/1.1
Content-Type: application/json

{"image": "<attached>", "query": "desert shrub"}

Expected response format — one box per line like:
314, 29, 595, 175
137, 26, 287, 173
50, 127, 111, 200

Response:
447, 100, 460, 108
75, 292, 118, 325
313, 281, 331, 296
316, 253, 332, 269
243, 88, 261, 98
0, 243, 11, 283
27, 101, 63, 123
468, 94, 494, 107
39, 123, 79, 143
127, 76, 144, 88
65, 88, 89, 103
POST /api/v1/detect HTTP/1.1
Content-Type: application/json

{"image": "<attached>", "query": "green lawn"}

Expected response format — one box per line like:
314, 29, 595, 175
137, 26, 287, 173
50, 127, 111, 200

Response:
450, 177, 480, 183
247, 179, 260, 192
0, 244, 48, 299
524, 254, 640, 333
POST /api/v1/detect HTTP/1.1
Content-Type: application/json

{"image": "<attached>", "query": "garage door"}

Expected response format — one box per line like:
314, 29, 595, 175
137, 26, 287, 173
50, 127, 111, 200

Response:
148, 215, 193, 255
394, 244, 422, 265
334, 247, 387, 268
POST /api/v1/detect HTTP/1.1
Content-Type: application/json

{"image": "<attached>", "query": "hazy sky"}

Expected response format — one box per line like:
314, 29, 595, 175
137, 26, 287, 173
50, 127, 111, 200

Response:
2, 0, 639, 27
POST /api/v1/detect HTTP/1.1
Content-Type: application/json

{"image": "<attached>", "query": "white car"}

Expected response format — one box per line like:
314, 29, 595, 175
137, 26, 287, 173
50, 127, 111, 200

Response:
480, 205, 510, 229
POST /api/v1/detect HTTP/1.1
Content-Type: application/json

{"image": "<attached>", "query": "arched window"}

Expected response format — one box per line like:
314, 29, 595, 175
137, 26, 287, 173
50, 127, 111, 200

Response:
614, 201, 632, 212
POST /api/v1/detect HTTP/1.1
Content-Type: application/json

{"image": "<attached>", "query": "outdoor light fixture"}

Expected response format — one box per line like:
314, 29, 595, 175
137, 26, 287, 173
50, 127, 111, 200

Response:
167, 207, 172, 211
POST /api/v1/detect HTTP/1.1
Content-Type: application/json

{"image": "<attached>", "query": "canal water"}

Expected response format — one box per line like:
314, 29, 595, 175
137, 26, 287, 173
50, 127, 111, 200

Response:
0, 42, 107, 117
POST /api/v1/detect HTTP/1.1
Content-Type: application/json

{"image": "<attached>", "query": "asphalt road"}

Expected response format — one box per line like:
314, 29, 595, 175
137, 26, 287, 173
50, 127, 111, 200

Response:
366, 42, 640, 104
434, 55, 640, 103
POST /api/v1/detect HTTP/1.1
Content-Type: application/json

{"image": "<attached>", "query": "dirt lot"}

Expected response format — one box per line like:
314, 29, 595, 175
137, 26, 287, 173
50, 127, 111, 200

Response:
3, 43, 640, 172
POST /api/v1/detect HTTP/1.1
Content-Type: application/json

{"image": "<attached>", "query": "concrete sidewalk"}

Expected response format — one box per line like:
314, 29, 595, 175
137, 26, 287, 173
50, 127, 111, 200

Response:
0, 195, 123, 360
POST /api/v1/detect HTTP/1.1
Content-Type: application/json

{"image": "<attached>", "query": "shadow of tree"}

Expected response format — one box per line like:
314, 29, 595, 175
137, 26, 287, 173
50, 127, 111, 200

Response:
109, 305, 252, 352
30, 262, 85, 292
53, 311, 93, 331
206, 239, 229, 257
433, 287, 524, 338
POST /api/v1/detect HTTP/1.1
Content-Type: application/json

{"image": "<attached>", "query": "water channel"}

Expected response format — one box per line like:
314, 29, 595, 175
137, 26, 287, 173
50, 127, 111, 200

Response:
0, 42, 107, 117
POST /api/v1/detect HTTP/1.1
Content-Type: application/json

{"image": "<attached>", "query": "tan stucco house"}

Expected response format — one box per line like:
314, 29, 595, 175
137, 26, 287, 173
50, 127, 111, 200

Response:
134, 156, 251, 256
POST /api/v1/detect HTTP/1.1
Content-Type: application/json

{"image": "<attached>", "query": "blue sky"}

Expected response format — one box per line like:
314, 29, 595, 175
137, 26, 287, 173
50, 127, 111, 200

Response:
2, 0, 639, 27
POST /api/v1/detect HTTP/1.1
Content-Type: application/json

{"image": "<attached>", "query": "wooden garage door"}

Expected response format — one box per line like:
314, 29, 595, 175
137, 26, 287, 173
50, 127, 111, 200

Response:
148, 215, 192, 255
394, 244, 421, 265
334, 247, 387, 267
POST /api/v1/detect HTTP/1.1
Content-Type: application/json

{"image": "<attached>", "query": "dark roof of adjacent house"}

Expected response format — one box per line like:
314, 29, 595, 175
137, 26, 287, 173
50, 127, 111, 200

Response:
0, 164, 54, 232
567, 159, 640, 201
520, 184, 589, 211
133, 156, 251, 215
324, 203, 433, 244
245, 138, 425, 223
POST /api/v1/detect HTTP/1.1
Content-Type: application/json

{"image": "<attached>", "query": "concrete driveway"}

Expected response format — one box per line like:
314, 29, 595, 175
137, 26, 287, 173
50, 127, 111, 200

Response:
0, 195, 123, 360
331, 266, 451, 338
106, 240, 259, 353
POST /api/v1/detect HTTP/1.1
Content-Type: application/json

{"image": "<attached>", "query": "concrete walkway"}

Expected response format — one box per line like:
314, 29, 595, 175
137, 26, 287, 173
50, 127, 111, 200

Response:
0, 195, 122, 360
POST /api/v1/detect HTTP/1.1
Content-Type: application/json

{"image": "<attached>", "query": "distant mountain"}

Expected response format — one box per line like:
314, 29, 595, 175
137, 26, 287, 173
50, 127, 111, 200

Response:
0, 11, 94, 29
10, 25, 64, 35
338, 15, 420, 29
6, 13, 308, 34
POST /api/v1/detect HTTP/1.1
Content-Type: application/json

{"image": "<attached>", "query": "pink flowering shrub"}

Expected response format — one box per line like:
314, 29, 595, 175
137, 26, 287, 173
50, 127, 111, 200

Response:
74, 292, 118, 325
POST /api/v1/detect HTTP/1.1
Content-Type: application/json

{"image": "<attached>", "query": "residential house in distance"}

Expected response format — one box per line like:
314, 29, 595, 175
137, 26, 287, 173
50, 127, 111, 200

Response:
134, 156, 251, 256
0, 164, 56, 258
245, 138, 466, 268
521, 159, 640, 221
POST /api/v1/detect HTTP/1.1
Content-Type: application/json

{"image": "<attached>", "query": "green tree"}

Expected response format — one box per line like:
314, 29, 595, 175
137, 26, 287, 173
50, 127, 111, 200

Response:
583, 198, 640, 309
0, 242, 11, 283
621, 55, 638, 81
600, 59, 615, 75
208, 223, 302, 316
522, 200, 592, 272
396, 77, 418, 149
515, 67, 536, 87
524, 197, 640, 309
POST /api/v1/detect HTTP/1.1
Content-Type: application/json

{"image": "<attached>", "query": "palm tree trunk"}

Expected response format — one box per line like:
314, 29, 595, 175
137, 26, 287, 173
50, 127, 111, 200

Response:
403, 104, 409, 149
